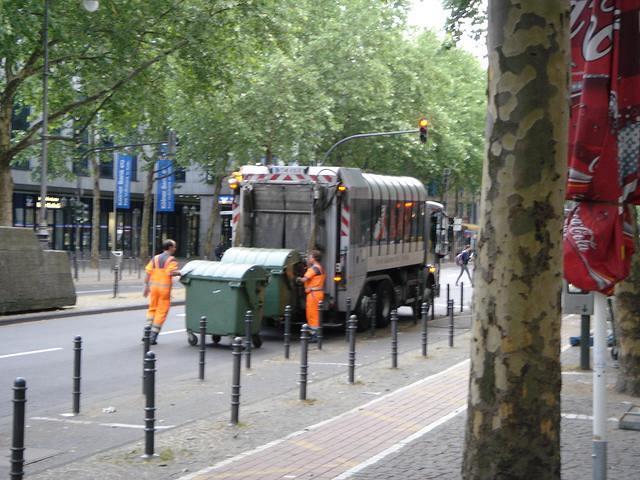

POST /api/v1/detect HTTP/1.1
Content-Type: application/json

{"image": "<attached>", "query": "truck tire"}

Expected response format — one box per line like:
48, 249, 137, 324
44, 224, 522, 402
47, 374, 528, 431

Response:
376, 280, 393, 327
355, 284, 374, 332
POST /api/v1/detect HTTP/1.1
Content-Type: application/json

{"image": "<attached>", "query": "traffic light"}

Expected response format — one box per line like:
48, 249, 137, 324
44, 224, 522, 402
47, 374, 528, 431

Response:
419, 118, 429, 144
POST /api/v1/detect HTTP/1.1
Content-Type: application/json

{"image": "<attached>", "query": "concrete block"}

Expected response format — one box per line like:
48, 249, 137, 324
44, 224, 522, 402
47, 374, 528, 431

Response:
0, 227, 76, 314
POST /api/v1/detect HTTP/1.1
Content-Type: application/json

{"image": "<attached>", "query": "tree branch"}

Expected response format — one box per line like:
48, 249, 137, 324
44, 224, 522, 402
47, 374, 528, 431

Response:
8, 39, 189, 159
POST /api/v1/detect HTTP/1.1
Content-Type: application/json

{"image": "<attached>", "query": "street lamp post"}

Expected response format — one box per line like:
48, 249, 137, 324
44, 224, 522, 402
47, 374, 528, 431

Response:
37, 0, 99, 248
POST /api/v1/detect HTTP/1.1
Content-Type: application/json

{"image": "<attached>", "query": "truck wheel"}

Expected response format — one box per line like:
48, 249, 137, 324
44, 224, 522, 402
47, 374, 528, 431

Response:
356, 285, 374, 332
252, 334, 263, 348
211, 335, 221, 345
376, 281, 393, 327
187, 332, 198, 346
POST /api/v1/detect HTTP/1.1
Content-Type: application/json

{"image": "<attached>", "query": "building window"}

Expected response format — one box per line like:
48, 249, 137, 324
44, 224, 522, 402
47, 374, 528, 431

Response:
174, 167, 186, 183
100, 159, 114, 179
73, 157, 89, 176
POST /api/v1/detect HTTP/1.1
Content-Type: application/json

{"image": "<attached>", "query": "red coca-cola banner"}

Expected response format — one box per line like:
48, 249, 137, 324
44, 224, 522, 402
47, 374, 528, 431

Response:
564, 0, 640, 293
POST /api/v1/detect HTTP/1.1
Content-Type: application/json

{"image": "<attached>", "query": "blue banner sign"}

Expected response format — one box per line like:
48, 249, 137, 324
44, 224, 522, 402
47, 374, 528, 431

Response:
115, 153, 133, 209
156, 159, 175, 212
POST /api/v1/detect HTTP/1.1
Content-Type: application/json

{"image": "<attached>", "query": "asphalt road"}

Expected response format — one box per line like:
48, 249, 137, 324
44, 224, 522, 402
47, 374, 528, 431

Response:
0, 265, 471, 476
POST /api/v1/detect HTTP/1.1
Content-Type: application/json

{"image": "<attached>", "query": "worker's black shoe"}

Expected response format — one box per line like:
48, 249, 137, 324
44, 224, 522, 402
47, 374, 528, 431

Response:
150, 332, 159, 345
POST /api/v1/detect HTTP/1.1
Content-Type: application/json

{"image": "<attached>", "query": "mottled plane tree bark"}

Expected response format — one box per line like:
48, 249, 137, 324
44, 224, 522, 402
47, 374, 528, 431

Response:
614, 208, 640, 396
462, 1, 570, 479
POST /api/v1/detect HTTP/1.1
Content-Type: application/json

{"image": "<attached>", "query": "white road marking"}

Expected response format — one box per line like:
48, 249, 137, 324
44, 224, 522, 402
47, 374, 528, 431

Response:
76, 289, 114, 294
335, 405, 468, 479
309, 362, 362, 367
176, 313, 186, 317
0, 348, 63, 360
562, 413, 618, 422
160, 329, 186, 336
31, 417, 175, 429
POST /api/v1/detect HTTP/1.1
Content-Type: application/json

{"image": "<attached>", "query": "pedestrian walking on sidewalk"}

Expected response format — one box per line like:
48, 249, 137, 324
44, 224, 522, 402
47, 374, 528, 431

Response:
455, 245, 473, 286
296, 249, 326, 343
143, 239, 181, 344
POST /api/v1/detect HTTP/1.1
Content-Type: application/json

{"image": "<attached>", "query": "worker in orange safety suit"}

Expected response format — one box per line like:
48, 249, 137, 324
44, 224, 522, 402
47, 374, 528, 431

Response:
143, 239, 181, 345
297, 249, 326, 342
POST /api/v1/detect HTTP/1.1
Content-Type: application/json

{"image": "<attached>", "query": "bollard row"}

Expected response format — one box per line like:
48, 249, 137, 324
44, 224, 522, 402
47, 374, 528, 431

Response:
10, 295, 465, 471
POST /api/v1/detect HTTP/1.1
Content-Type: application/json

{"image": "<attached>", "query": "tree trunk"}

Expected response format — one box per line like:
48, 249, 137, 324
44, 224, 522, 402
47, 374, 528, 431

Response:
89, 131, 101, 268
462, 2, 569, 479
204, 175, 223, 258
0, 99, 13, 226
0, 153, 13, 227
140, 161, 154, 262
614, 208, 640, 396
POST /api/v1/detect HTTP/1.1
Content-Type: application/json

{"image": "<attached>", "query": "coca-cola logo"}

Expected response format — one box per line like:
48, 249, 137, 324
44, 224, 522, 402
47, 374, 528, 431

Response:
571, 0, 615, 62
566, 212, 597, 252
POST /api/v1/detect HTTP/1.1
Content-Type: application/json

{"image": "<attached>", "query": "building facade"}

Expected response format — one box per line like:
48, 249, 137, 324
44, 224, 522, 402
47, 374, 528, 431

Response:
10, 156, 230, 259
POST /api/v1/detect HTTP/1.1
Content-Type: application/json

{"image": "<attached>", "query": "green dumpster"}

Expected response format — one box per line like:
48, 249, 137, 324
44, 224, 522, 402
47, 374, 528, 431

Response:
221, 248, 303, 320
180, 260, 269, 347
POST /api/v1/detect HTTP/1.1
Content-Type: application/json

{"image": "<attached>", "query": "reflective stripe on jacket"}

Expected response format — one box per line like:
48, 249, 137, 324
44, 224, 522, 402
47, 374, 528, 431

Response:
145, 253, 178, 288
304, 262, 325, 294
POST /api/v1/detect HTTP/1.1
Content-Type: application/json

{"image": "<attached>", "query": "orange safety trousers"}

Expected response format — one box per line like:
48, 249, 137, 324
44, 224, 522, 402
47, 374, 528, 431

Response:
305, 291, 324, 328
145, 253, 177, 333
146, 286, 171, 333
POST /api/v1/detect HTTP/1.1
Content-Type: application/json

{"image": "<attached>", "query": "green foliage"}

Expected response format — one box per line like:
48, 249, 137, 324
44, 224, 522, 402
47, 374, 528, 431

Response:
2, 0, 486, 192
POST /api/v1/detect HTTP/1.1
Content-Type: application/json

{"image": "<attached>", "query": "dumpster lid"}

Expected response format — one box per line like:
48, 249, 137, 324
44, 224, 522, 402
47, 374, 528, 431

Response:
180, 260, 268, 281
221, 248, 302, 269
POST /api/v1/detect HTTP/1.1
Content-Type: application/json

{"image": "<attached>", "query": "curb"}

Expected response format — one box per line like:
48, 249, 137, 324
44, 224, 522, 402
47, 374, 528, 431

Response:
0, 300, 186, 327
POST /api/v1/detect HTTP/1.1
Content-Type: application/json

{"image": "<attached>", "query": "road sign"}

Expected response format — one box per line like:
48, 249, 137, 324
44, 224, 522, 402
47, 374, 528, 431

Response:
156, 159, 174, 212
115, 153, 133, 209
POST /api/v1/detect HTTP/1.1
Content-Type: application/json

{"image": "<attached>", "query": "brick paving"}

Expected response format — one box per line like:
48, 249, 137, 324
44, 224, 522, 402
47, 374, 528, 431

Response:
180, 361, 469, 480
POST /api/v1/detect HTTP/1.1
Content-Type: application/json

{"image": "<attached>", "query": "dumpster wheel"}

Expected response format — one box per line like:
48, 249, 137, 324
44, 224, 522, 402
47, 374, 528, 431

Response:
252, 334, 263, 348
211, 335, 221, 345
187, 331, 198, 346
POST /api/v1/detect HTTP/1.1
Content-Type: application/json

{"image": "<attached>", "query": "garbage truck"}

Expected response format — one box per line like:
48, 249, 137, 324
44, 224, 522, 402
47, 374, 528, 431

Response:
227, 165, 448, 329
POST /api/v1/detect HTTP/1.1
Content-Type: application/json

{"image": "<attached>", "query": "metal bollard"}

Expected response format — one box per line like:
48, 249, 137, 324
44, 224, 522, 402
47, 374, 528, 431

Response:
421, 302, 429, 357
73, 253, 79, 281
448, 299, 455, 347
345, 297, 352, 342
11, 377, 27, 480
369, 293, 377, 337
199, 316, 207, 380
446, 284, 450, 315
72, 336, 82, 415
580, 314, 590, 370
460, 282, 464, 312
284, 305, 292, 359
299, 324, 310, 400
348, 315, 357, 384
317, 300, 324, 350
413, 285, 419, 325
142, 325, 151, 394
113, 266, 119, 298
430, 287, 435, 321
244, 310, 253, 369
230, 337, 244, 425
143, 351, 156, 458
391, 309, 398, 368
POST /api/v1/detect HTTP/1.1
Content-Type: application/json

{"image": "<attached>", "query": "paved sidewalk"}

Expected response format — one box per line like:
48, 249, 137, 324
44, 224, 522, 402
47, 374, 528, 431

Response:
181, 361, 469, 480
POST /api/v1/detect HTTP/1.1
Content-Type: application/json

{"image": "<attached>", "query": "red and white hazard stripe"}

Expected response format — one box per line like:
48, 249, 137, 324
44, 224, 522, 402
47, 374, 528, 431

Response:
341, 204, 350, 237
231, 199, 241, 238
243, 173, 336, 183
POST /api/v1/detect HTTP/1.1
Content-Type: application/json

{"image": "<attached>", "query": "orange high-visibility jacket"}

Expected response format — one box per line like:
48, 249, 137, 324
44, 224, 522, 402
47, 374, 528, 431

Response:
304, 261, 325, 328
145, 253, 178, 289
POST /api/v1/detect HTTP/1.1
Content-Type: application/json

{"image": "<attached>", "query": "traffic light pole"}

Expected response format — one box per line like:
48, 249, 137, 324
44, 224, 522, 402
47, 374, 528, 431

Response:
319, 129, 419, 166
